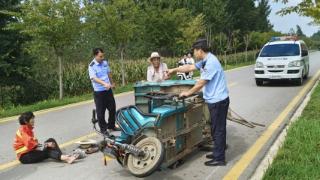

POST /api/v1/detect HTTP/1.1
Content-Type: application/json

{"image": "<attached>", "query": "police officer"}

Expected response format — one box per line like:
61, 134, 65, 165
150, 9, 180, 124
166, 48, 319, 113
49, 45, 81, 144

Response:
167, 39, 229, 166
88, 48, 119, 133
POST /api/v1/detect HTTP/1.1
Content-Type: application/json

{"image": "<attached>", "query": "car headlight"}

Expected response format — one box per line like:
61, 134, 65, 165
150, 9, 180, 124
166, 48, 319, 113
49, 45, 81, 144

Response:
255, 62, 264, 68
288, 60, 303, 67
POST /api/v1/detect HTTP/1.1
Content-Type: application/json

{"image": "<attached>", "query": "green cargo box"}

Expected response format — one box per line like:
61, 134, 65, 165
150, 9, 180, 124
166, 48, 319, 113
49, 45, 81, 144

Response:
134, 80, 196, 113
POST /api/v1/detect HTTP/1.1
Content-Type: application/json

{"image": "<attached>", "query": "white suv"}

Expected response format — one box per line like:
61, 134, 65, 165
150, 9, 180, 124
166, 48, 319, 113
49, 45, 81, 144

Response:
254, 36, 309, 86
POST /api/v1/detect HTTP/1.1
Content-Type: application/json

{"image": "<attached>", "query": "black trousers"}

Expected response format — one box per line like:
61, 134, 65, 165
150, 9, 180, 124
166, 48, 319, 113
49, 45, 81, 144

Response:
19, 138, 62, 164
93, 89, 116, 132
208, 97, 229, 162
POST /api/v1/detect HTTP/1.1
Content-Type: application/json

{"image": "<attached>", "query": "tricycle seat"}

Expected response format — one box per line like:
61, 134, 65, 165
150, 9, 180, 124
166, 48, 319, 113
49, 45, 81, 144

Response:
116, 106, 158, 136
151, 104, 187, 119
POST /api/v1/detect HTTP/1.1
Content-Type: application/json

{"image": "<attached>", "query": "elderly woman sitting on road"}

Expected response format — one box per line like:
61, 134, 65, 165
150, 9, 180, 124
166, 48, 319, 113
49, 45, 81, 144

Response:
13, 112, 80, 164
147, 52, 170, 82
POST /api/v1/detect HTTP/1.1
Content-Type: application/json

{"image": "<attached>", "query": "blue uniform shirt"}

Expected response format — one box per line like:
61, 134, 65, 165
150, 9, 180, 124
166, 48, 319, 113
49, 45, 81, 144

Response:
195, 53, 229, 104
88, 59, 111, 92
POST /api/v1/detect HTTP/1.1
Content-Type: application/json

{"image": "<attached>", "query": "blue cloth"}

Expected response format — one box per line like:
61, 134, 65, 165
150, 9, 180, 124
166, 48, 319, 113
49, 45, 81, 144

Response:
88, 59, 111, 92
195, 53, 229, 103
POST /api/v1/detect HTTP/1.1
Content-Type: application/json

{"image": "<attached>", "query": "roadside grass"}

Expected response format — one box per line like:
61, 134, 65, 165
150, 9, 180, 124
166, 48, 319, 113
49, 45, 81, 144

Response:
178, 60, 254, 79
0, 84, 133, 119
224, 61, 254, 70
0, 61, 254, 119
263, 83, 320, 180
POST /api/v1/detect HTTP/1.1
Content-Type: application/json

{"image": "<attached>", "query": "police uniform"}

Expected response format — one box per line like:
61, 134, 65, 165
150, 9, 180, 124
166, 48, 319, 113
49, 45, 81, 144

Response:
88, 59, 116, 133
195, 52, 229, 162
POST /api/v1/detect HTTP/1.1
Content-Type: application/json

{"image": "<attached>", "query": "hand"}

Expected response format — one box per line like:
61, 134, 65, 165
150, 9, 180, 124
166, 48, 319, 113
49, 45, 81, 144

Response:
44, 142, 55, 148
163, 71, 171, 80
179, 91, 190, 98
166, 69, 175, 76
103, 83, 112, 90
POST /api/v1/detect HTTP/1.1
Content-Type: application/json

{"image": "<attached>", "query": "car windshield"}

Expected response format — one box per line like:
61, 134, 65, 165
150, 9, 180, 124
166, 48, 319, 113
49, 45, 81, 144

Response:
260, 44, 300, 57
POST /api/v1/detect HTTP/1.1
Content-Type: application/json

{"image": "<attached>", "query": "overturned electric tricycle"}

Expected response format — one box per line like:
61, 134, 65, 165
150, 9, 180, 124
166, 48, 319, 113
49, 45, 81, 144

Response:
91, 80, 214, 177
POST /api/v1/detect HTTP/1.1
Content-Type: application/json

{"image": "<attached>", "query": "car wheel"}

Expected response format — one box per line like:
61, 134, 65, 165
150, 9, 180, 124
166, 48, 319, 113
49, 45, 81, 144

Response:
295, 72, 303, 86
303, 65, 309, 79
255, 79, 263, 86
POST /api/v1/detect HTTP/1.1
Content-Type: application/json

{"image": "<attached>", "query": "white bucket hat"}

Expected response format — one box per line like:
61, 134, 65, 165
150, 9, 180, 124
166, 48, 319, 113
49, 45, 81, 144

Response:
148, 52, 161, 62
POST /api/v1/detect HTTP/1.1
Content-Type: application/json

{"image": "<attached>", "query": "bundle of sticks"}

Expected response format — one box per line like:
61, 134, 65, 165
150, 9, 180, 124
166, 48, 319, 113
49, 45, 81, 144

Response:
227, 108, 265, 128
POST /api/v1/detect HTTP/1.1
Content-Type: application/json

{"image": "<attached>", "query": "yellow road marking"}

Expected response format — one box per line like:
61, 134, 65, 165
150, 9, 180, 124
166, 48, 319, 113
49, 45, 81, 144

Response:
104, 156, 113, 161
0, 132, 97, 171
226, 64, 253, 72
59, 133, 97, 149
0, 161, 20, 171
223, 70, 320, 180
0, 91, 133, 124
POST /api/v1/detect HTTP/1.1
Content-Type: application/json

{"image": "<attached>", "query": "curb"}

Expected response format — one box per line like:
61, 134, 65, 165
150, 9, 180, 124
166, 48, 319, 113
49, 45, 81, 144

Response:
249, 79, 320, 180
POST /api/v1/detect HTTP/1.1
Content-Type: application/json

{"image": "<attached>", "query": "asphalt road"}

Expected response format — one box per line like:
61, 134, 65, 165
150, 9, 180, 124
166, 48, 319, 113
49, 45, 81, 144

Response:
1, 51, 320, 180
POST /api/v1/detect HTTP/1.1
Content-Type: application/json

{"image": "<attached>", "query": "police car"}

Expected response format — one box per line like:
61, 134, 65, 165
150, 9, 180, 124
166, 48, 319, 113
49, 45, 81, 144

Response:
254, 36, 309, 86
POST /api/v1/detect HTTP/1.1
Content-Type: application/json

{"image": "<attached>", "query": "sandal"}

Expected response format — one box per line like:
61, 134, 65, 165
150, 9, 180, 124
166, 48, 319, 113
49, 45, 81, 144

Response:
85, 146, 99, 154
72, 149, 87, 159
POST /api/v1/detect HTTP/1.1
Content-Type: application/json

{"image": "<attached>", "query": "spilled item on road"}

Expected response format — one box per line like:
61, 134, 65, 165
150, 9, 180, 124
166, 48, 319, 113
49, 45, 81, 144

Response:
74, 139, 99, 154
228, 108, 265, 128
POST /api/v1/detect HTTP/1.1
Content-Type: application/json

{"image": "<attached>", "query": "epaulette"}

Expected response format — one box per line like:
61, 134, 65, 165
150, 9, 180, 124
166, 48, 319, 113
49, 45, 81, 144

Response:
89, 61, 95, 66
202, 60, 207, 69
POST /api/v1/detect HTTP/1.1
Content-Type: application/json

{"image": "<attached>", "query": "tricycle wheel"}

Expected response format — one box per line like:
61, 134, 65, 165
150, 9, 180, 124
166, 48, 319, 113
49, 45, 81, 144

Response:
127, 137, 164, 177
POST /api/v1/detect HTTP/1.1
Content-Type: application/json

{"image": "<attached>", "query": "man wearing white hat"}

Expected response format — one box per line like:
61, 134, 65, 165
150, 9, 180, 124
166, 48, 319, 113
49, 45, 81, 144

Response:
147, 52, 169, 82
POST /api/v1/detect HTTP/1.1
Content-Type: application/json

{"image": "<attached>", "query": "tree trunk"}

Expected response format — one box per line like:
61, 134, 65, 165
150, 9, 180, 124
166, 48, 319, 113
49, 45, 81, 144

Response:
58, 55, 63, 99
0, 86, 3, 108
120, 48, 125, 86
245, 47, 248, 62
243, 34, 250, 62
224, 51, 227, 69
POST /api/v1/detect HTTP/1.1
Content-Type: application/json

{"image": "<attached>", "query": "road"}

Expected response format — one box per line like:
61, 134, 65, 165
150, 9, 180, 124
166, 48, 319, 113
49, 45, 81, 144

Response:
1, 51, 320, 180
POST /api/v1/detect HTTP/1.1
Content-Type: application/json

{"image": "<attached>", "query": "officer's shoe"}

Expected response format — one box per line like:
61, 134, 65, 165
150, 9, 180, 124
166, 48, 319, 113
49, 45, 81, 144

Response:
101, 129, 110, 136
206, 153, 214, 159
204, 160, 226, 166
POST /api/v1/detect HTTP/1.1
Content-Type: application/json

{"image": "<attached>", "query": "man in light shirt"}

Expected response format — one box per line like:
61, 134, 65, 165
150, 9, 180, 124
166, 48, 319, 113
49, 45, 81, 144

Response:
147, 52, 170, 82
167, 39, 229, 166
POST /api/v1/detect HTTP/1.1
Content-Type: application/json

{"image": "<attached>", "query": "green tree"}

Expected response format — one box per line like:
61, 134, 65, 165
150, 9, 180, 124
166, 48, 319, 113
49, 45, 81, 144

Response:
249, 31, 283, 50
310, 30, 320, 49
288, 27, 296, 36
138, 5, 191, 56
203, 0, 231, 47
176, 14, 205, 54
311, 30, 320, 40
256, 0, 273, 31
85, 0, 141, 86
296, 25, 306, 37
0, 0, 34, 107
275, 0, 320, 24
6, 0, 83, 99
225, 0, 257, 33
